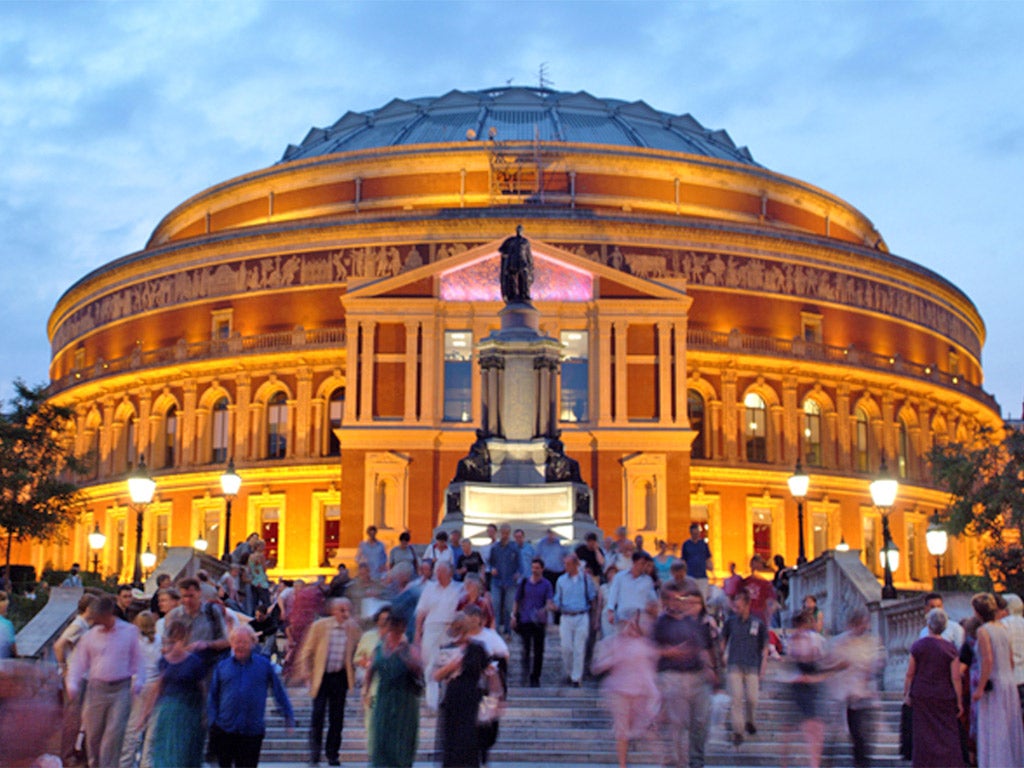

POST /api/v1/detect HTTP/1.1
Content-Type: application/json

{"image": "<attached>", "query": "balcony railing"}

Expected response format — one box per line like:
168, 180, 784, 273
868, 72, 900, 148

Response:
51, 324, 995, 411
51, 326, 346, 393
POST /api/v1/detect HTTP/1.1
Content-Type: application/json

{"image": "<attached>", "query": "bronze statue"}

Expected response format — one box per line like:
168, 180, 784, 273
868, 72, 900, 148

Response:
545, 437, 582, 483
453, 429, 491, 482
499, 225, 534, 303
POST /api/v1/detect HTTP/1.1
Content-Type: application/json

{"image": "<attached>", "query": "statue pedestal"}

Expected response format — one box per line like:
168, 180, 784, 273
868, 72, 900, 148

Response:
439, 481, 598, 544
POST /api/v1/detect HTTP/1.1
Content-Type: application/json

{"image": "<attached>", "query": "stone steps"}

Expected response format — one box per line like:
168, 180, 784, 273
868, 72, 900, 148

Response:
263, 626, 909, 766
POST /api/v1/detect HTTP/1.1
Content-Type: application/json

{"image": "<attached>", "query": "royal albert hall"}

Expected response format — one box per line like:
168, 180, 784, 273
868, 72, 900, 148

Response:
32, 87, 1002, 585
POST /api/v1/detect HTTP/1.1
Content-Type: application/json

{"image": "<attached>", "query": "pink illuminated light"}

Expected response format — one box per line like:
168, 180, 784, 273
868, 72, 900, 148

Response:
439, 252, 593, 302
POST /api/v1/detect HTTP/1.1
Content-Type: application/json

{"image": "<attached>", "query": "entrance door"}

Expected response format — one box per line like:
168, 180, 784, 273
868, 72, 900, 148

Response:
753, 522, 772, 563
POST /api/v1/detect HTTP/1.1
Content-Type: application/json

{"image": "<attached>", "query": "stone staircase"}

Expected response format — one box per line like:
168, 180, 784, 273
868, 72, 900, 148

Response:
260, 625, 909, 766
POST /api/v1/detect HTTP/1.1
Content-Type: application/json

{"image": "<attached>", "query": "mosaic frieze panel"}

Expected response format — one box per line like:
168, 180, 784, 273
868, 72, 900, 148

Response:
53, 240, 979, 360
439, 253, 593, 302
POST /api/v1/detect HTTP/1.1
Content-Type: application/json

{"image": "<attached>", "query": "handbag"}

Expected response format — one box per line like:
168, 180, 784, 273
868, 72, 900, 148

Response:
478, 663, 505, 723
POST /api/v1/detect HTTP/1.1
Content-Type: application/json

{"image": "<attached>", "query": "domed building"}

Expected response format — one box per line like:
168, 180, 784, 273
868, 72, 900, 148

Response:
33, 87, 1000, 585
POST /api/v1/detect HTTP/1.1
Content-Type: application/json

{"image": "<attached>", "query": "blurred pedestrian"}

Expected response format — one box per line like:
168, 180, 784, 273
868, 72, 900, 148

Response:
592, 614, 660, 768
434, 613, 486, 768
971, 592, 1024, 767
722, 588, 767, 746
829, 608, 884, 768
149, 619, 209, 768
118, 611, 162, 768
783, 609, 827, 768
365, 614, 422, 768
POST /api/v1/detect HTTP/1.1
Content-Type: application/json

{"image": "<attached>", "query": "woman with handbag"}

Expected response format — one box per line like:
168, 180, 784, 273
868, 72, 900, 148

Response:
433, 613, 487, 767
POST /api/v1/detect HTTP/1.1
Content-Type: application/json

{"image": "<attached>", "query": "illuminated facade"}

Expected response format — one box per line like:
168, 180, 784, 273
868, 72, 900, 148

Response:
28, 87, 1000, 585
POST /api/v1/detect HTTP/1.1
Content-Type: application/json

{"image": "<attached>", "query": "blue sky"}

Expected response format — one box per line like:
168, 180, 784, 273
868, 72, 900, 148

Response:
1, 1, 1021, 415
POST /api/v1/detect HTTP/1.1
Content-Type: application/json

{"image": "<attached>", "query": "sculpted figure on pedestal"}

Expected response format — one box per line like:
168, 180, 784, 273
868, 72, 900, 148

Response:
499, 225, 533, 304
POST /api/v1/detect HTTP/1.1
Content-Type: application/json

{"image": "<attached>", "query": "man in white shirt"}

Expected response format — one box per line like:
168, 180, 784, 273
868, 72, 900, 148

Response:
605, 551, 657, 634
66, 595, 145, 768
917, 592, 964, 649
414, 562, 463, 709
422, 531, 455, 571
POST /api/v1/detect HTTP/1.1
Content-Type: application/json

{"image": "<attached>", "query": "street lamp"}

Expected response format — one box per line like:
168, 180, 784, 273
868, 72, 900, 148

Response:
88, 523, 106, 574
127, 457, 156, 589
141, 544, 157, 579
220, 459, 242, 560
869, 451, 899, 599
835, 534, 850, 552
926, 509, 949, 583
788, 460, 810, 566
194, 531, 209, 552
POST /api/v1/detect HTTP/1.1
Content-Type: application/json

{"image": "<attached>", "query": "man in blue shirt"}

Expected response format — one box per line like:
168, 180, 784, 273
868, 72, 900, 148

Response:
551, 554, 595, 686
208, 625, 294, 767
681, 523, 713, 599
513, 528, 535, 580
535, 529, 568, 591
487, 524, 520, 636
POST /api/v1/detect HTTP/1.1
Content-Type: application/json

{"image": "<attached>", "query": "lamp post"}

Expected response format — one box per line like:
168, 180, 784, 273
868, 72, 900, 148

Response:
220, 459, 242, 561
127, 457, 156, 589
869, 451, 899, 599
88, 523, 106, 574
194, 531, 208, 553
141, 544, 156, 581
926, 509, 949, 584
835, 534, 850, 552
788, 460, 810, 566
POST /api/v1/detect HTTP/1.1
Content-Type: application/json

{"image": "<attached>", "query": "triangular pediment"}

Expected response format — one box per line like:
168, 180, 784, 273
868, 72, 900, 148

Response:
341, 236, 688, 306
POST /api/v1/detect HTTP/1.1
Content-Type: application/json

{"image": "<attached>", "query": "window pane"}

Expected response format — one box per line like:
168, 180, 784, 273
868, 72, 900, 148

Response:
212, 398, 229, 464
443, 331, 473, 422
745, 393, 767, 463
267, 392, 288, 458
688, 390, 705, 459
560, 331, 589, 422
803, 399, 822, 467
327, 389, 344, 456
323, 504, 341, 565
165, 406, 177, 467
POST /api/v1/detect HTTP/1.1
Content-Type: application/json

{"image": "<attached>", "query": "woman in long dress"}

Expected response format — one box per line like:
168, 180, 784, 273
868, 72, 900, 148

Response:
434, 613, 487, 768
971, 592, 1024, 767
365, 614, 422, 768
904, 607, 965, 768
148, 619, 211, 768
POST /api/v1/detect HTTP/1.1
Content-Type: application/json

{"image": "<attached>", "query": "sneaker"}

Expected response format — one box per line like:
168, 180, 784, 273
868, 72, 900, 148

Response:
731, 732, 743, 747
745, 722, 757, 735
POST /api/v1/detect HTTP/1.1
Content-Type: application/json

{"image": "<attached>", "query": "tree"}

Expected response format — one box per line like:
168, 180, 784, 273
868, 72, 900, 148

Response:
928, 427, 1024, 592
0, 381, 86, 586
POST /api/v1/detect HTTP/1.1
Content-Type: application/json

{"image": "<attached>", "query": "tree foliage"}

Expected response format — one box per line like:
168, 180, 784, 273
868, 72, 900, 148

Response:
928, 427, 1024, 590
0, 381, 86, 584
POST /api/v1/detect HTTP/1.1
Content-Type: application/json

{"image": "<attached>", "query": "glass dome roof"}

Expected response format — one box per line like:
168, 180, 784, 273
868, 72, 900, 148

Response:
281, 87, 757, 166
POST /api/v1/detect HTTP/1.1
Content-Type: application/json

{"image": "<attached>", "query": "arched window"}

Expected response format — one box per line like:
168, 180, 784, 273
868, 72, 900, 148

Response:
211, 397, 230, 464
803, 399, 822, 467
854, 407, 869, 472
267, 392, 288, 459
164, 406, 177, 468
326, 388, 345, 457
744, 392, 767, 463
687, 389, 706, 459
897, 418, 910, 479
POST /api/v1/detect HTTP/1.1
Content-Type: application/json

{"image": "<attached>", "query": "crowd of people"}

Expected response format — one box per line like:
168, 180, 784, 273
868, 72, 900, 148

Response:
19, 521, 1024, 768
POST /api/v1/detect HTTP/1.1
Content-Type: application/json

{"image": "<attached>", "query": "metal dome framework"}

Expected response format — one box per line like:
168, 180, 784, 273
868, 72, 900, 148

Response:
281, 87, 757, 165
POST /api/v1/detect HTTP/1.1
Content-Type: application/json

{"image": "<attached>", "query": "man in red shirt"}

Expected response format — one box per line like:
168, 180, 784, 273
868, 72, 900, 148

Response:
739, 556, 777, 625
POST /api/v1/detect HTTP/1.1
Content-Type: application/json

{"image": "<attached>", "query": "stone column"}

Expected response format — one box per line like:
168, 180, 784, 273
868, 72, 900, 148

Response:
537, 357, 551, 437
835, 384, 851, 470
674, 321, 687, 426
100, 398, 114, 477
614, 321, 628, 423
182, 380, 197, 467
235, 373, 251, 462
721, 371, 738, 462
295, 368, 313, 458
404, 321, 419, 422
782, 376, 798, 466
658, 322, 672, 424
359, 321, 376, 423
598, 318, 613, 424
